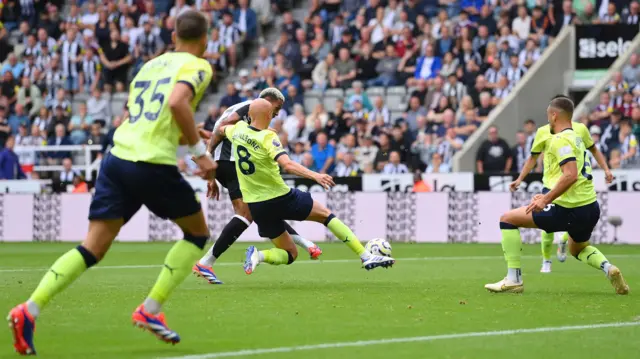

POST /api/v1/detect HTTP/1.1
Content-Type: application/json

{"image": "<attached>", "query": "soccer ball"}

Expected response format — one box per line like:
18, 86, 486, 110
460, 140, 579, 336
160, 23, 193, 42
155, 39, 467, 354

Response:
365, 238, 392, 257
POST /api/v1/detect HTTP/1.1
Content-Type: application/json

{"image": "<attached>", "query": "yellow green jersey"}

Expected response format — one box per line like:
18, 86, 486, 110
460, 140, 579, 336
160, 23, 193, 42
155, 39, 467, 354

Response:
224, 121, 291, 203
111, 52, 213, 165
530, 122, 594, 189
544, 128, 597, 208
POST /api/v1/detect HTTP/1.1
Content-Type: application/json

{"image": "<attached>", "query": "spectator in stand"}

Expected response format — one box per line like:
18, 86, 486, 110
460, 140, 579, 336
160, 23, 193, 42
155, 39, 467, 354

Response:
511, 5, 531, 46
623, 53, 639, 86
601, 3, 621, 23
348, 82, 372, 111
2, 53, 24, 79
296, 44, 318, 90
100, 116, 121, 157
289, 141, 305, 165
169, 0, 191, 17
234, 0, 258, 42
86, 88, 111, 127
607, 72, 629, 106
619, 119, 638, 167
330, 48, 356, 89
355, 135, 378, 169
0, 71, 18, 108
281, 11, 301, 40
134, 19, 165, 75
590, 92, 613, 126
492, 76, 512, 104
412, 44, 441, 85
405, 96, 428, 133
601, 109, 623, 154
79, 46, 102, 93
552, 0, 576, 36
383, 150, 409, 174
523, 118, 536, 153
46, 123, 71, 164
48, 106, 70, 135
356, 43, 379, 82
511, 131, 528, 173
8, 104, 29, 135
576, 2, 599, 24
2, 1, 20, 33
205, 28, 226, 75
367, 44, 401, 87
283, 85, 304, 115
0, 114, 9, 148
369, 96, 390, 125
476, 125, 512, 174
50, 88, 72, 116
374, 132, 392, 171
81, 1, 99, 30
310, 28, 331, 61
69, 103, 92, 145
530, 6, 550, 49
310, 132, 335, 174
32, 107, 51, 135
219, 11, 242, 73
477, 92, 494, 121
335, 152, 361, 177
86, 122, 106, 146
58, 157, 79, 189
434, 26, 454, 57
473, 24, 494, 56
0, 135, 25, 179
623, 1, 639, 25
426, 151, 450, 173
99, 29, 132, 92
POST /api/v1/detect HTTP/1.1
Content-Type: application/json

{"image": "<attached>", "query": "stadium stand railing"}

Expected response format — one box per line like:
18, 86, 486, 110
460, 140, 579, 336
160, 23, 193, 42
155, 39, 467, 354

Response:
573, 33, 640, 119
14, 145, 102, 180
453, 26, 575, 172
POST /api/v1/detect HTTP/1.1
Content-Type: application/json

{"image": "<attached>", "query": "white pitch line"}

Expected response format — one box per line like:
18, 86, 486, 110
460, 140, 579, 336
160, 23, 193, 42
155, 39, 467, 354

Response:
1, 254, 639, 273
159, 321, 640, 359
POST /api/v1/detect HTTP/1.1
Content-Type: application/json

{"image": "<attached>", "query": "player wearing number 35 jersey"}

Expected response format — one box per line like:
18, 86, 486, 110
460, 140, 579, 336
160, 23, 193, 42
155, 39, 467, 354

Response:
210, 99, 395, 273
485, 95, 629, 295
8, 11, 216, 355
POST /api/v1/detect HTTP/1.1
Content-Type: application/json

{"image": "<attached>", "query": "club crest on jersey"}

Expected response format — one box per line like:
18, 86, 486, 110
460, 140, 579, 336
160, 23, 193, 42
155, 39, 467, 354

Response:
272, 139, 281, 148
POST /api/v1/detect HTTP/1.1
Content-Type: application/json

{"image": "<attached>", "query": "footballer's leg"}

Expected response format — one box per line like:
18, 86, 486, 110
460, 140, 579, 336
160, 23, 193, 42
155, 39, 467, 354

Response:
485, 206, 538, 293
557, 232, 569, 262
566, 202, 628, 295
244, 228, 298, 275
540, 231, 554, 273
305, 198, 394, 270
284, 221, 323, 260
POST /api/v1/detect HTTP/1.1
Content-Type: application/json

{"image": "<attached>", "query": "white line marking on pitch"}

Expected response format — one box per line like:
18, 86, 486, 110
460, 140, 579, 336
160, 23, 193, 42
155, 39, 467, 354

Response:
158, 321, 640, 359
1, 254, 639, 273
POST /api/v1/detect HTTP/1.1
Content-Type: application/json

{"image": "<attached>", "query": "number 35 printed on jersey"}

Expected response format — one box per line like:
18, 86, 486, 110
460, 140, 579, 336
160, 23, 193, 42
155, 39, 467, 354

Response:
129, 77, 171, 123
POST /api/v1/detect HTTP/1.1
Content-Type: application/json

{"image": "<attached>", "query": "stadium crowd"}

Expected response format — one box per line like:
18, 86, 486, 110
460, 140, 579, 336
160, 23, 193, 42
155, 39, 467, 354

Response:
0, 0, 638, 186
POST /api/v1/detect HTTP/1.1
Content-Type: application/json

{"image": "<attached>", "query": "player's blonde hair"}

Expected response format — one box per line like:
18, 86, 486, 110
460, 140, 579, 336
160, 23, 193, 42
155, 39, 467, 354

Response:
259, 88, 285, 103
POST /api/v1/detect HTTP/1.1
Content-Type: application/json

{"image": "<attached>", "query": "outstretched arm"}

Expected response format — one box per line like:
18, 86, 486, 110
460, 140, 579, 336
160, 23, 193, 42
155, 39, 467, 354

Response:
208, 123, 232, 154
588, 146, 613, 183
510, 154, 539, 191
277, 153, 335, 190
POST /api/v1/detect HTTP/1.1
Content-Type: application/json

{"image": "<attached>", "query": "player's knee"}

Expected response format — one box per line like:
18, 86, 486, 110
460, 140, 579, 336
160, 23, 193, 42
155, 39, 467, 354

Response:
499, 212, 514, 225
184, 232, 210, 250
569, 241, 586, 258
76, 245, 99, 268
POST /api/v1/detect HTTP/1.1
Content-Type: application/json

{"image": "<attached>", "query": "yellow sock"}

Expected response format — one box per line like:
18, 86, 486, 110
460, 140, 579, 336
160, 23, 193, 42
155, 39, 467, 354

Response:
561, 232, 569, 243
260, 248, 290, 265
326, 215, 366, 256
540, 231, 554, 261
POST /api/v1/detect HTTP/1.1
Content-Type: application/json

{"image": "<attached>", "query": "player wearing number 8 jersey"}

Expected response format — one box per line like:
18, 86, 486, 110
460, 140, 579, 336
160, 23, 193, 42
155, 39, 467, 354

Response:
7, 10, 216, 355
210, 99, 395, 273
485, 95, 629, 295
510, 118, 613, 273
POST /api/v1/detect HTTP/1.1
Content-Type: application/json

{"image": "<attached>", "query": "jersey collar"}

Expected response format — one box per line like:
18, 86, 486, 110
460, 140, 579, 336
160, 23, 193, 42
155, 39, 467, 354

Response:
248, 125, 261, 132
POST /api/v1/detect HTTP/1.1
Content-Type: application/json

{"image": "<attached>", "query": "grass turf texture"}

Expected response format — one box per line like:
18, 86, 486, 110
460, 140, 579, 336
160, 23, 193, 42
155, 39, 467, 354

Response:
1, 242, 639, 359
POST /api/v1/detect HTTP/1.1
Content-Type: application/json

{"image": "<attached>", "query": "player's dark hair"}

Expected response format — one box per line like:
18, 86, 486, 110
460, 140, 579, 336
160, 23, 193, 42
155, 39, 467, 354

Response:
524, 119, 535, 125
549, 95, 574, 116
260, 92, 280, 102
175, 10, 208, 41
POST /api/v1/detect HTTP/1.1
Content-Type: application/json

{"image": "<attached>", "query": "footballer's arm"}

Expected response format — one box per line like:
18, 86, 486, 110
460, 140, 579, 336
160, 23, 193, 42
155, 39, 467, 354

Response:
588, 145, 614, 183
277, 154, 335, 190
206, 112, 243, 153
510, 154, 539, 191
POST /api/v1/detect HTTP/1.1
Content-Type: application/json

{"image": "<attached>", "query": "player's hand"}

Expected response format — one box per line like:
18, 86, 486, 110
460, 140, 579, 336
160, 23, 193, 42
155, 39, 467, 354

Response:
509, 179, 521, 192
604, 170, 614, 184
526, 196, 547, 214
193, 155, 217, 180
207, 180, 220, 200
314, 173, 335, 190
198, 128, 212, 140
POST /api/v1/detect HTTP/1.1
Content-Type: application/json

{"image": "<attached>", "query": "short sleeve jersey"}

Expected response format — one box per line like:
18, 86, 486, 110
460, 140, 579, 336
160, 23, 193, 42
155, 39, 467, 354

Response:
544, 128, 597, 208
111, 52, 212, 165
224, 121, 291, 203
530, 122, 594, 189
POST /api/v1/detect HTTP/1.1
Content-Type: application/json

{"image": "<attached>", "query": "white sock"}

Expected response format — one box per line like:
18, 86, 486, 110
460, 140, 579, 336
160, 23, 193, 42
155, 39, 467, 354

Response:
258, 251, 265, 262
291, 235, 315, 251
198, 245, 217, 266
543, 260, 552, 264
26, 300, 40, 318
507, 268, 522, 283
143, 298, 162, 315
601, 261, 612, 275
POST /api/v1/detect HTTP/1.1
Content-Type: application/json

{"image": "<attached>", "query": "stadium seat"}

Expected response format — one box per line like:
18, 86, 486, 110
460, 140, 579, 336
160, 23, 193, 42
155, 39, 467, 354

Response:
323, 96, 339, 112
345, 88, 356, 98
305, 89, 323, 98
386, 94, 405, 111
367, 87, 385, 96
387, 86, 407, 95
304, 96, 321, 113
325, 88, 344, 98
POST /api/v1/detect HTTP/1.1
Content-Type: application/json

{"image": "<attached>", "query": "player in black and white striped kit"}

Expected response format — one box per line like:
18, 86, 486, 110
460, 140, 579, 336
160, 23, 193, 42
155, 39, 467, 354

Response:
193, 88, 322, 284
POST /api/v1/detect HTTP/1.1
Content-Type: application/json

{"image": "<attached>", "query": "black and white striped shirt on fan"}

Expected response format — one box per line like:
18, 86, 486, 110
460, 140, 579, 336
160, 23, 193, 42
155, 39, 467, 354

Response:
213, 100, 252, 161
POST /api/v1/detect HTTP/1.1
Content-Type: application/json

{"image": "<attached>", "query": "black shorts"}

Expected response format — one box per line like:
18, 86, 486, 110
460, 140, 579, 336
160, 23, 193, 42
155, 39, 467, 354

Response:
89, 153, 201, 223
215, 160, 242, 200
248, 189, 314, 239
532, 197, 600, 243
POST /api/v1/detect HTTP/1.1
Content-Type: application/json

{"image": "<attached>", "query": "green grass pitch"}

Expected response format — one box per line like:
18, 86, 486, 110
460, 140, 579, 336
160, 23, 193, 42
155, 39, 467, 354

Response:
1, 242, 639, 359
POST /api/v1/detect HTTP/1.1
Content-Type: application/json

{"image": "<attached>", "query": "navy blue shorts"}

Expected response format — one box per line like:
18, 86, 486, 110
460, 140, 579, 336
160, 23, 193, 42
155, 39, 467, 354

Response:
89, 153, 201, 223
532, 199, 600, 243
248, 189, 313, 239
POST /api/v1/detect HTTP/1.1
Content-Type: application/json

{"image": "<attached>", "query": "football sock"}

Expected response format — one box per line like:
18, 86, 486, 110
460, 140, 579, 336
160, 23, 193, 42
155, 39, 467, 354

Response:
576, 245, 611, 274
146, 240, 203, 314
199, 215, 250, 266
561, 232, 569, 243
260, 248, 290, 265
500, 223, 522, 282
29, 246, 97, 316
541, 231, 554, 261
284, 222, 315, 251
324, 214, 367, 258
